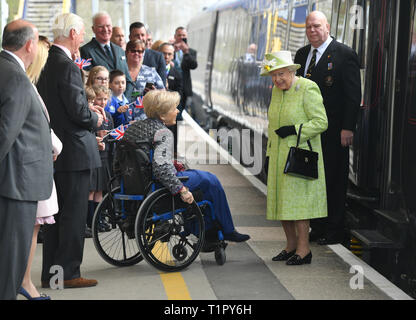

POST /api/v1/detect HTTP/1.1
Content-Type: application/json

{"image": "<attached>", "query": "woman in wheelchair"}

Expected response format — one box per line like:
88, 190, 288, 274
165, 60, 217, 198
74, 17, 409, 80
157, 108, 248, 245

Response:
122, 90, 250, 244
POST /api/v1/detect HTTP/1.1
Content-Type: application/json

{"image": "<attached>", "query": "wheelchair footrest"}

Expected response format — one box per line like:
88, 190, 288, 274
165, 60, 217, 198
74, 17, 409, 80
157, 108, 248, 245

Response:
201, 241, 227, 253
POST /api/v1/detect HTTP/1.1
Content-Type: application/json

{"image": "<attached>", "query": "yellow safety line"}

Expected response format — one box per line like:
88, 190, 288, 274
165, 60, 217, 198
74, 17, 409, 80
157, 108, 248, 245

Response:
160, 272, 192, 300
150, 240, 192, 300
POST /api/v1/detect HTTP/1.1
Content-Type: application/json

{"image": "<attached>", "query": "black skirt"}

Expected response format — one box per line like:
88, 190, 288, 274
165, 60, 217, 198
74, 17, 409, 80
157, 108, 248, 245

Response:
89, 157, 111, 192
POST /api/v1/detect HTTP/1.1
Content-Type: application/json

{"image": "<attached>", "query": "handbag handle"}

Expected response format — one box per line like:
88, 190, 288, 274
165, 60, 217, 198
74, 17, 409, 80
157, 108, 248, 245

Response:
296, 124, 313, 151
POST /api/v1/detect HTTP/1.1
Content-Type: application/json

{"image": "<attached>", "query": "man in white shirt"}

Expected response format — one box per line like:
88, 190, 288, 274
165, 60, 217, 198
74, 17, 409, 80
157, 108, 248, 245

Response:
294, 11, 361, 245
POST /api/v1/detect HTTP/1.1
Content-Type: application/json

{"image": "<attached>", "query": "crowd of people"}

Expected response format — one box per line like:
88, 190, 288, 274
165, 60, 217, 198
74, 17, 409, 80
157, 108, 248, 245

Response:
0, 9, 360, 300
0, 11, 249, 301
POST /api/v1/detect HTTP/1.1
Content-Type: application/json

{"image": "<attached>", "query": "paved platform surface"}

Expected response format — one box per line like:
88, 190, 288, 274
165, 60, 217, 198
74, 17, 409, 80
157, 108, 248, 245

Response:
18, 113, 412, 301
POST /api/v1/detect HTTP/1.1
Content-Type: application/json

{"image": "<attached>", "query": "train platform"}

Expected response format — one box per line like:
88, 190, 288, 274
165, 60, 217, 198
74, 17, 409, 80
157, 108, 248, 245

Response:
20, 112, 413, 302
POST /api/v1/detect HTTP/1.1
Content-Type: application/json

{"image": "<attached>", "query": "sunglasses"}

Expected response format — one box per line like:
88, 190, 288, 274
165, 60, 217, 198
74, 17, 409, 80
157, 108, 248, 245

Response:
129, 49, 145, 54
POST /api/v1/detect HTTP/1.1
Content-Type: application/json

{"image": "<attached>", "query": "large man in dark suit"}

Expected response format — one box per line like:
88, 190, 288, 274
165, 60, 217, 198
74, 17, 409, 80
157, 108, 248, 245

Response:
0, 20, 53, 300
129, 22, 167, 85
81, 12, 131, 83
294, 11, 361, 245
173, 26, 197, 119
37, 13, 103, 289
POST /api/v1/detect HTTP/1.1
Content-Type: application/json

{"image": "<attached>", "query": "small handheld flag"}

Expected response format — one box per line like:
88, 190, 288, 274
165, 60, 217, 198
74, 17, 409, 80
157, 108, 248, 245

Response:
107, 124, 125, 140
134, 96, 144, 109
74, 57, 92, 70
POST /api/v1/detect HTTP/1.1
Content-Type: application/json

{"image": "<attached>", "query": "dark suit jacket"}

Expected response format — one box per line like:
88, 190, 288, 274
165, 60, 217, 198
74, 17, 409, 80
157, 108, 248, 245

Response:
0, 51, 53, 201
80, 38, 133, 94
143, 48, 167, 85
294, 38, 361, 132
180, 48, 197, 98
167, 66, 184, 106
37, 45, 101, 172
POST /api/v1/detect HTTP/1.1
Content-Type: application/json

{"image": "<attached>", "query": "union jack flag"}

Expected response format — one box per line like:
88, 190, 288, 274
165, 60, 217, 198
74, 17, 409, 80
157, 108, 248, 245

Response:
134, 96, 144, 108
74, 57, 92, 70
109, 124, 125, 140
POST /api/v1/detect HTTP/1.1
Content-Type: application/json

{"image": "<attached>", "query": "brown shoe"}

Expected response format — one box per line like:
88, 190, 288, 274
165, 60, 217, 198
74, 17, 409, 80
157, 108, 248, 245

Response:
64, 277, 98, 288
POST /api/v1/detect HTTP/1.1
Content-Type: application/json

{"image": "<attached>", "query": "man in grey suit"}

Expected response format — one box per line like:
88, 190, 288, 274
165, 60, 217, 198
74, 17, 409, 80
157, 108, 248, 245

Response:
37, 13, 103, 289
0, 20, 53, 300
81, 12, 130, 77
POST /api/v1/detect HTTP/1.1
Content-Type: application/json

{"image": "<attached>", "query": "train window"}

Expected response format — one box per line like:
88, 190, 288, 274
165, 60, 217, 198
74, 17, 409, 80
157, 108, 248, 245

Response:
336, 0, 347, 42
330, 0, 340, 35
361, 0, 370, 68
310, 0, 333, 24
266, 0, 289, 53
406, 4, 416, 125
287, 0, 308, 58
257, 13, 269, 60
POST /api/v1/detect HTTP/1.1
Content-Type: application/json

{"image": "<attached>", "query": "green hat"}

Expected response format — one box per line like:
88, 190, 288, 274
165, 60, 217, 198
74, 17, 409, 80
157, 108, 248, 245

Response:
260, 51, 301, 76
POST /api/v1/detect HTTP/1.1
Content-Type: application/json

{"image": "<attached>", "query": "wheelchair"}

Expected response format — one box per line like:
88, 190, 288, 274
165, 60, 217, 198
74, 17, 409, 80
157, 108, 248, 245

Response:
91, 139, 227, 272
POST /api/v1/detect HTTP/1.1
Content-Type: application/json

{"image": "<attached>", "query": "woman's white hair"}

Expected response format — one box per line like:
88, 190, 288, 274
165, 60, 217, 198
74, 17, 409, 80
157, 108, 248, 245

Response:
52, 13, 84, 40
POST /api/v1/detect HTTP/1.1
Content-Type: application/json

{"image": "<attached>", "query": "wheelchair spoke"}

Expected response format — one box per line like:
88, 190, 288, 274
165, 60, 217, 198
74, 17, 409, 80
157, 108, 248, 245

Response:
92, 188, 143, 267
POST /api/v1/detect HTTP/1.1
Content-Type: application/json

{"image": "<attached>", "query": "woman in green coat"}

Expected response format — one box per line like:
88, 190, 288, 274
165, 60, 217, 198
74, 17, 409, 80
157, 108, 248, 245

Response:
261, 51, 328, 265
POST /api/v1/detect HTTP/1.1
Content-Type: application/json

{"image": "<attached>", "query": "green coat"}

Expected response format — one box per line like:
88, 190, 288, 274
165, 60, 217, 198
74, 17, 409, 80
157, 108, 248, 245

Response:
266, 77, 328, 221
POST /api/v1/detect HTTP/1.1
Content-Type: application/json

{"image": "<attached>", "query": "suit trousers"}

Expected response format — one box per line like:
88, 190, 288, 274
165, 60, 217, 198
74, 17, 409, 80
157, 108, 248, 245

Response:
311, 128, 349, 239
0, 196, 37, 300
41, 170, 90, 283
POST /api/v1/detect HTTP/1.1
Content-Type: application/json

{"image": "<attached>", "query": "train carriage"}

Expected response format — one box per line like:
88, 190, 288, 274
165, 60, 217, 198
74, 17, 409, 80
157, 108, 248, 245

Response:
187, 0, 416, 298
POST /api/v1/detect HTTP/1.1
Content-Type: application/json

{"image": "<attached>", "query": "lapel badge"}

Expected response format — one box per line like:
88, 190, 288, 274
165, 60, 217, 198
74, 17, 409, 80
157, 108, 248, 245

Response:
328, 62, 333, 70
324, 75, 334, 87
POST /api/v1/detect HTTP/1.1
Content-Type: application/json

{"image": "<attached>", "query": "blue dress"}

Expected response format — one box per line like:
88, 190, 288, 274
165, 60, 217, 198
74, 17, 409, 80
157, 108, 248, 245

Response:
176, 170, 235, 234
122, 118, 235, 234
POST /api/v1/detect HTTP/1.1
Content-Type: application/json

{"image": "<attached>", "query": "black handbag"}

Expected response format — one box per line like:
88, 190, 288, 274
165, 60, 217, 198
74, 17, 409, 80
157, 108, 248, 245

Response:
283, 124, 318, 180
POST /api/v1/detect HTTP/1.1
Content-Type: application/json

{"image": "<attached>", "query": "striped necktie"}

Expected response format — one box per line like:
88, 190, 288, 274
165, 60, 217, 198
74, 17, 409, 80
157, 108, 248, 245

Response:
306, 49, 317, 78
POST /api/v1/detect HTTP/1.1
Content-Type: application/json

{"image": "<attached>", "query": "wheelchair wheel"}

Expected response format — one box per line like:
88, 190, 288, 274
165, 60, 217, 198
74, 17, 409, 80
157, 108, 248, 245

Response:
215, 247, 226, 265
135, 188, 205, 272
92, 187, 143, 267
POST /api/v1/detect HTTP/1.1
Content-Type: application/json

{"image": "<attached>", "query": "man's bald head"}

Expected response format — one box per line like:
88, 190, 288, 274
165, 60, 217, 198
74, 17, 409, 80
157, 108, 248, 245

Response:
2, 19, 37, 52
305, 11, 330, 48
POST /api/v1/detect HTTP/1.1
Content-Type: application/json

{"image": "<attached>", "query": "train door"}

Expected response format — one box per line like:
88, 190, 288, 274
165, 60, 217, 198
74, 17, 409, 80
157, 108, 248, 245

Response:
402, 1, 416, 218
398, 0, 416, 297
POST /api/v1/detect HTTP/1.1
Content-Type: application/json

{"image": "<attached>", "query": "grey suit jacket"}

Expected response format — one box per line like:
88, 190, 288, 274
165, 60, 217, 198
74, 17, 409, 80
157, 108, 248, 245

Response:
81, 38, 133, 97
0, 51, 53, 201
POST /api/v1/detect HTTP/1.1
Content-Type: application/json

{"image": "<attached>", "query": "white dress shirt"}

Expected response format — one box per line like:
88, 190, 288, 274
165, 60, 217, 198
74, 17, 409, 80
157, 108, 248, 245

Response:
303, 36, 333, 77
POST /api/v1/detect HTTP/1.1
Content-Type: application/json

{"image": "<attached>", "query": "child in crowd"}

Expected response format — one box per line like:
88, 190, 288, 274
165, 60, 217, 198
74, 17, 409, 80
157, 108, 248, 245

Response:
87, 85, 114, 232
86, 65, 110, 88
85, 85, 96, 109
107, 69, 133, 127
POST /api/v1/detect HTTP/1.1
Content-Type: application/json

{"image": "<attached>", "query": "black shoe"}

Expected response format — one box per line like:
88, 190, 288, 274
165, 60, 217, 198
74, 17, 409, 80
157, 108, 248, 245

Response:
272, 249, 296, 261
224, 230, 250, 242
99, 220, 112, 232
286, 251, 312, 265
85, 226, 92, 238
317, 237, 341, 245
